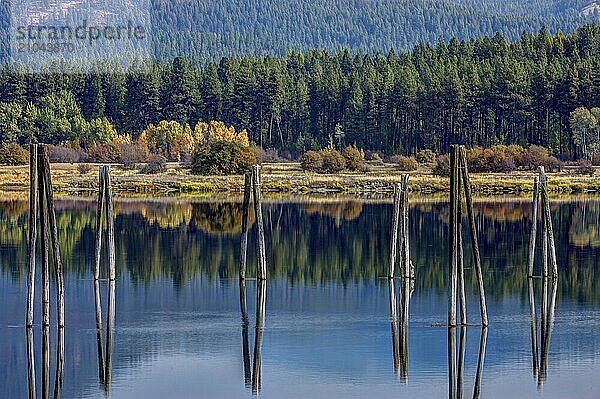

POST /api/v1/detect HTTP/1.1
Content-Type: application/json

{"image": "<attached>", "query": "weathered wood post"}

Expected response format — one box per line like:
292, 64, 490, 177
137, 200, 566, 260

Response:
539, 168, 558, 278
240, 172, 252, 280
27, 144, 38, 327
38, 149, 51, 328
448, 145, 459, 327
105, 167, 116, 281
240, 279, 252, 385
40, 146, 65, 328
457, 170, 466, 326
95, 167, 106, 280
252, 279, 267, 394
459, 146, 488, 327
252, 165, 267, 280
389, 183, 402, 278
26, 327, 36, 399
401, 175, 411, 279
527, 176, 540, 277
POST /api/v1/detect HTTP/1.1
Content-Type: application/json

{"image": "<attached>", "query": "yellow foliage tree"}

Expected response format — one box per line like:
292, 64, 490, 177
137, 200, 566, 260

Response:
194, 120, 250, 147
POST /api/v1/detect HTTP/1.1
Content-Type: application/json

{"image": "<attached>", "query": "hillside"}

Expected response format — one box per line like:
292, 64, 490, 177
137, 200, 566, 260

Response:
0, 0, 598, 62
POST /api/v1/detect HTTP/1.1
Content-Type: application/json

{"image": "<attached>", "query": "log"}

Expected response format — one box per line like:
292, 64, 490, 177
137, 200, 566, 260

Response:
240, 172, 252, 280
40, 146, 65, 327
448, 146, 459, 327
94, 167, 106, 280
105, 167, 116, 281
27, 144, 38, 327
459, 146, 488, 327
252, 166, 267, 280
527, 177, 540, 277
389, 184, 401, 278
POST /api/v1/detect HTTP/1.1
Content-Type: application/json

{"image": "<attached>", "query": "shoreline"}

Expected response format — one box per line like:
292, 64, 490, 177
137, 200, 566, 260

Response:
1, 162, 599, 199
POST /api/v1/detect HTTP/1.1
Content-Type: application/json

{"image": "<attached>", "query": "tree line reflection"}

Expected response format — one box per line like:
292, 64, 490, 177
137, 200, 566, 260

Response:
1, 199, 600, 302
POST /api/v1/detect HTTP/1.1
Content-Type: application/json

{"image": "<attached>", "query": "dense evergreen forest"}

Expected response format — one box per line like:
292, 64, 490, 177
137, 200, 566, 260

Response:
0, 0, 596, 61
0, 24, 599, 157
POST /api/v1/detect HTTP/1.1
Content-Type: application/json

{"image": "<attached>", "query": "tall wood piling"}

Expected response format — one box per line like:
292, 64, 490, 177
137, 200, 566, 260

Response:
26, 145, 38, 328
389, 183, 402, 279
240, 173, 252, 279
95, 166, 116, 281
253, 165, 267, 280
527, 177, 540, 277
448, 146, 459, 327
389, 176, 411, 279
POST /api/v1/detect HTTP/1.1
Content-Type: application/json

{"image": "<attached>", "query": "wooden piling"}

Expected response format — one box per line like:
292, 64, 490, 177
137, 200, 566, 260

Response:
252, 279, 267, 394
105, 167, 116, 281
527, 177, 540, 277
27, 144, 38, 327
26, 327, 36, 399
401, 175, 411, 279
457, 172, 466, 326
40, 146, 65, 327
252, 165, 267, 280
94, 167, 106, 280
38, 150, 50, 328
240, 173, 252, 280
389, 183, 402, 279
459, 146, 488, 327
448, 146, 459, 327
539, 169, 558, 278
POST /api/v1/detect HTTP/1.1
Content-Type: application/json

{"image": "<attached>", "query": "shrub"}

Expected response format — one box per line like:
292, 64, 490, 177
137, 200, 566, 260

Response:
119, 143, 149, 169
416, 149, 436, 164
574, 159, 594, 176
391, 155, 418, 171
593, 153, 600, 166
77, 163, 92, 175
191, 141, 258, 175
300, 151, 324, 172
258, 148, 284, 163
433, 155, 450, 177
47, 145, 85, 163
0, 143, 29, 165
466, 146, 515, 173
139, 154, 167, 174
543, 155, 563, 172
320, 149, 346, 173
86, 142, 122, 163
342, 145, 364, 171
367, 152, 383, 164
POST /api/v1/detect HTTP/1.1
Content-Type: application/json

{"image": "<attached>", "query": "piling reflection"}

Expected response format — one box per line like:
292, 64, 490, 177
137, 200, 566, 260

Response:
42, 326, 49, 399
94, 279, 116, 393
53, 327, 65, 398
239, 279, 267, 395
534, 277, 557, 390
26, 327, 35, 399
448, 326, 488, 399
389, 277, 411, 381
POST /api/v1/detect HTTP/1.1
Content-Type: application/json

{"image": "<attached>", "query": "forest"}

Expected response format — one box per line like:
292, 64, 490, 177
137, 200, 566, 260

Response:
0, 24, 599, 159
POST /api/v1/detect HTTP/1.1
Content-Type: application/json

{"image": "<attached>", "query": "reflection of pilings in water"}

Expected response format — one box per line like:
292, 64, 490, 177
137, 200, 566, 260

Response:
528, 279, 539, 376
27, 328, 35, 399
42, 326, 50, 399
472, 327, 488, 399
94, 279, 105, 384
240, 279, 252, 386
538, 279, 557, 390
448, 327, 457, 399
388, 279, 400, 373
252, 280, 267, 395
53, 327, 65, 399
540, 277, 548, 374
399, 277, 410, 382
457, 327, 466, 399
104, 280, 116, 394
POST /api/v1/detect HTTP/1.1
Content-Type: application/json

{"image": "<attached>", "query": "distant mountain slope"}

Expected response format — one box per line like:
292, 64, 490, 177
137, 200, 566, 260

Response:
0, 0, 598, 62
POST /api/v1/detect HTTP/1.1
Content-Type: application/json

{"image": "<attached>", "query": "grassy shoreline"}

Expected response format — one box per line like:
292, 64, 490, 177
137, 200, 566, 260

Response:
1, 162, 599, 198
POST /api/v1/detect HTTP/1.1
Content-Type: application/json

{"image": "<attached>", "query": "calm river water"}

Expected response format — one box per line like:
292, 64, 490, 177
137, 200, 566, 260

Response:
1, 198, 599, 398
